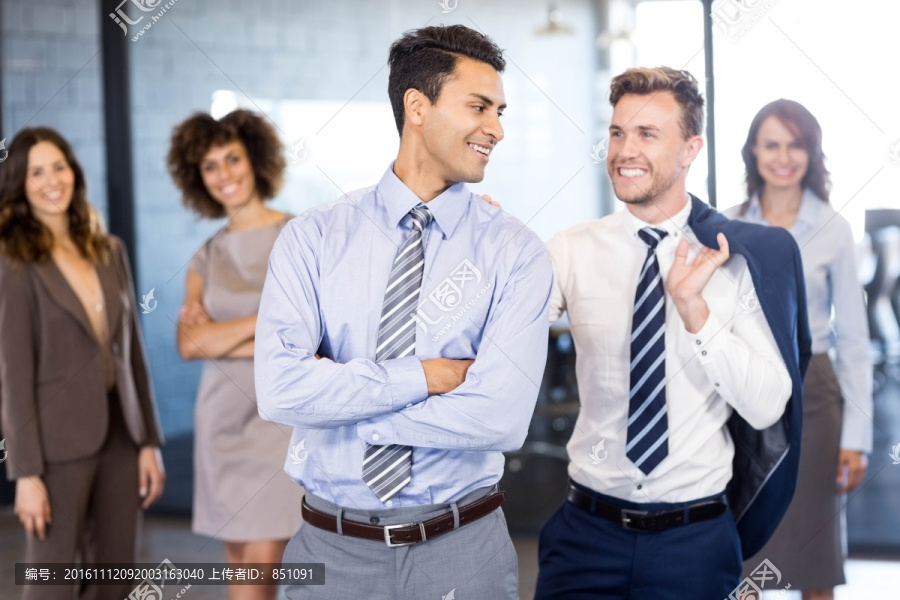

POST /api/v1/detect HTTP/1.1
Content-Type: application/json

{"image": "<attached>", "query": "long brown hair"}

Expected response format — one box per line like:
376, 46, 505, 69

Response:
742, 99, 830, 204
0, 127, 111, 264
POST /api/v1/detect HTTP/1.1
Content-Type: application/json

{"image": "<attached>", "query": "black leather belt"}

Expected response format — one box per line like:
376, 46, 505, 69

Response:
302, 490, 505, 547
567, 484, 727, 532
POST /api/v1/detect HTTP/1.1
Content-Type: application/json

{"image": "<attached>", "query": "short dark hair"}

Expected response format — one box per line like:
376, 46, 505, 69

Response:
609, 67, 705, 138
388, 25, 505, 136
742, 99, 830, 203
167, 109, 285, 219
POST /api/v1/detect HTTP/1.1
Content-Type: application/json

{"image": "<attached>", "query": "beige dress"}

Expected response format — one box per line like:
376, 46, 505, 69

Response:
188, 215, 304, 541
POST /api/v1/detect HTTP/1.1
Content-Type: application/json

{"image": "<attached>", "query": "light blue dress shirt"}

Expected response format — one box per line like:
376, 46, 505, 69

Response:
255, 164, 553, 509
725, 189, 873, 452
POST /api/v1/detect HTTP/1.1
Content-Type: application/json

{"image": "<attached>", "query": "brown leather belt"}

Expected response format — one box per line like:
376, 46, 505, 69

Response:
301, 490, 505, 547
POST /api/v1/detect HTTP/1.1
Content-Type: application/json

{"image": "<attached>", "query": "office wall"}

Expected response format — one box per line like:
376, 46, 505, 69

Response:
1, 0, 108, 217
124, 0, 603, 439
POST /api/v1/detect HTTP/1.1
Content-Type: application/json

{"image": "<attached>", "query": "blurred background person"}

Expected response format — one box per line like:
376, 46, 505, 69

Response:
169, 109, 303, 600
726, 99, 873, 600
0, 127, 165, 600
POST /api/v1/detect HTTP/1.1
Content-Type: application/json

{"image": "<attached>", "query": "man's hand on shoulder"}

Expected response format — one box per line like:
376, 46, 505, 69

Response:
478, 194, 501, 208
421, 358, 475, 395
666, 232, 730, 333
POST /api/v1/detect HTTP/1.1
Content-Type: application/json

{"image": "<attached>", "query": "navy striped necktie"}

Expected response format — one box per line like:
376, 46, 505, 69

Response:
626, 227, 669, 474
362, 204, 432, 503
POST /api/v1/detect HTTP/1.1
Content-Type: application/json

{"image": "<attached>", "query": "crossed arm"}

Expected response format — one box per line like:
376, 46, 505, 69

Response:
177, 270, 256, 360
254, 222, 552, 451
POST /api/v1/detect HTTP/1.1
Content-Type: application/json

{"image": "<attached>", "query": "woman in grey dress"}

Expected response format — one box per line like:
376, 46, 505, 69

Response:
726, 99, 872, 600
168, 109, 303, 600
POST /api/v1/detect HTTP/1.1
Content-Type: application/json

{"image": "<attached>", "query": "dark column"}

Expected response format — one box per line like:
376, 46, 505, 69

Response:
99, 0, 138, 278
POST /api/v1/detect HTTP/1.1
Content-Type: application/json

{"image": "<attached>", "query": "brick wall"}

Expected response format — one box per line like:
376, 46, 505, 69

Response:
1, 0, 108, 217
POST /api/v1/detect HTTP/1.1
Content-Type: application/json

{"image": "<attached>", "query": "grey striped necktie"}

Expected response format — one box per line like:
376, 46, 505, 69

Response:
362, 204, 433, 503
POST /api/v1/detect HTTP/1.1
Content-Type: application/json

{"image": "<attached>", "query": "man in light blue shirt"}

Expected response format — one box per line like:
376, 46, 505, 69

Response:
255, 24, 552, 599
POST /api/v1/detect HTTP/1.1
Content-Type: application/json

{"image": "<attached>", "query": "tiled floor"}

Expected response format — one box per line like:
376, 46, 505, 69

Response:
3, 366, 899, 598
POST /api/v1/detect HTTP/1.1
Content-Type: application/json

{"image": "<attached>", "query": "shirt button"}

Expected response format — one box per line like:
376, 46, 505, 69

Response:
385, 500, 393, 507
715, 382, 720, 387
369, 516, 380, 524
112, 342, 120, 354
695, 339, 702, 346
637, 484, 643, 490
701, 350, 708, 356
372, 433, 380, 441
405, 403, 412, 408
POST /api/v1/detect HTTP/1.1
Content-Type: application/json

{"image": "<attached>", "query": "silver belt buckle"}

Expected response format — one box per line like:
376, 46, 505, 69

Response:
383, 522, 427, 547
620, 508, 651, 532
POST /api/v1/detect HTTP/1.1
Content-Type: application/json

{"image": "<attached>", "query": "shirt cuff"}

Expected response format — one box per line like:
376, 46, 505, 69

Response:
686, 312, 724, 362
840, 405, 874, 453
684, 312, 728, 390
384, 355, 428, 411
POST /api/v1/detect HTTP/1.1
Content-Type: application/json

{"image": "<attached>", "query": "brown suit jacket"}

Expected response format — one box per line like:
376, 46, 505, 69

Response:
0, 236, 164, 479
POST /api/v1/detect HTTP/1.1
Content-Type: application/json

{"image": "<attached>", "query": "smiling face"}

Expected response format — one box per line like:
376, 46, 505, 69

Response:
752, 115, 809, 193
607, 91, 702, 209
416, 57, 506, 185
199, 140, 257, 211
24, 141, 76, 220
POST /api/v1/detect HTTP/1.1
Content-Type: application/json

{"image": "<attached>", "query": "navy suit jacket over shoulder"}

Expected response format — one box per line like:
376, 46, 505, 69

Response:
688, 195, 812, 558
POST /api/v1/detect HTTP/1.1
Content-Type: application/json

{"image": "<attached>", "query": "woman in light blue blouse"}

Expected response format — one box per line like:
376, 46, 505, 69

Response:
726, 99, 872, 600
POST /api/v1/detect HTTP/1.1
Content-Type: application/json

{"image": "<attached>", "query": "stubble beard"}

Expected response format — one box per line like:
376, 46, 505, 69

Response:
609, 165, 680, 207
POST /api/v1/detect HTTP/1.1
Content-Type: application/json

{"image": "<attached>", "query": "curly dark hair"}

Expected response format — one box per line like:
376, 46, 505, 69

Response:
609, 67, 705, 139
388, 25, 506, 137
167, 109, 285, 219
0, 127, 112, 264
741, 99, 830, 203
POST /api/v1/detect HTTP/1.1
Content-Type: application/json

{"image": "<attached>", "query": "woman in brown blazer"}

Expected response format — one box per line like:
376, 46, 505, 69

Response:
0, 127, 165, 600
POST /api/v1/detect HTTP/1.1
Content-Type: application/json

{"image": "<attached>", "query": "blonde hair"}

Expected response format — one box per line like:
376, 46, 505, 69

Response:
609, 67, 705, 138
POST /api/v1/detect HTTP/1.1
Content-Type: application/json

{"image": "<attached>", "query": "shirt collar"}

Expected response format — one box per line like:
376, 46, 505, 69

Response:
747, 188, 820, 232
376, 162, 470, 238
795, 188, 821, 229
745, 194, 763, 220
622, 196, 692, 243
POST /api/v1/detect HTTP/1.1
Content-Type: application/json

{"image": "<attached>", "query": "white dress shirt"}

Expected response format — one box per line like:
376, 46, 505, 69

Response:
547, 199, 792, 503
725, 190, 873, 452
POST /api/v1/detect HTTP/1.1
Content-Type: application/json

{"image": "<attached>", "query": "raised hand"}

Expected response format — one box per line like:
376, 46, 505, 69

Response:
665, 232, 730, 333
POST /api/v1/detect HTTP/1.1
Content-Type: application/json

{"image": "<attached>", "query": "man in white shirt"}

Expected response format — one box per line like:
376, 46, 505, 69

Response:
534, 67, 794, 600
